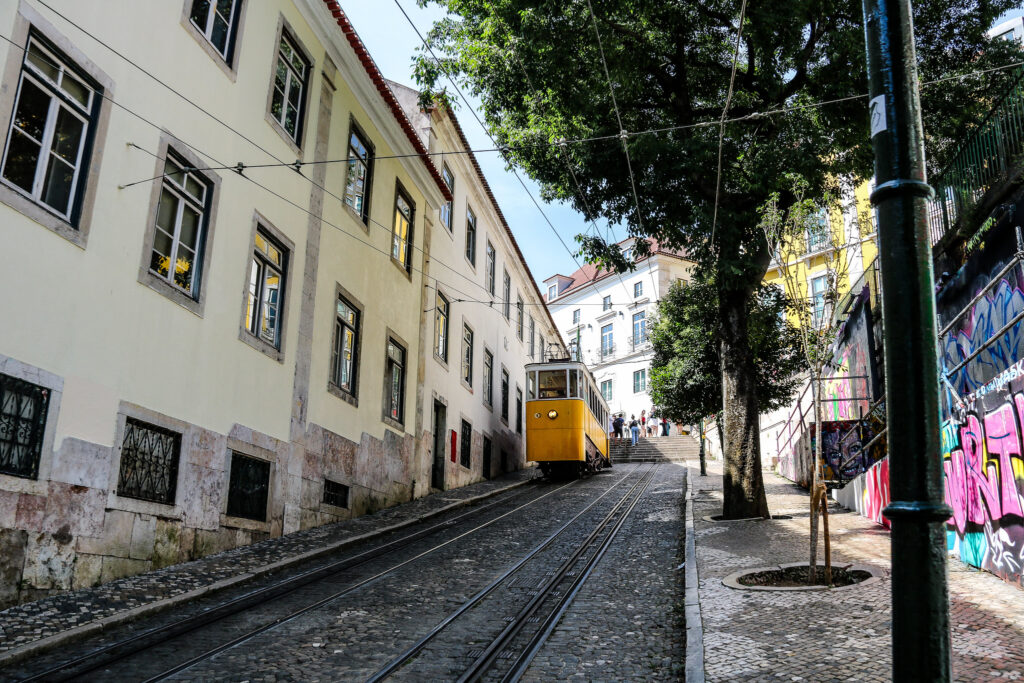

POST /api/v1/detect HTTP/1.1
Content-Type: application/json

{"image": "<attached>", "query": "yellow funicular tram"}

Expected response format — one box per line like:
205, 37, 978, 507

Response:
525, 359, 611, 477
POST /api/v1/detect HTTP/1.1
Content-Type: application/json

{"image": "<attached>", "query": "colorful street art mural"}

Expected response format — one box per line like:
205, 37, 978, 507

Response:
821, 296, 877, 422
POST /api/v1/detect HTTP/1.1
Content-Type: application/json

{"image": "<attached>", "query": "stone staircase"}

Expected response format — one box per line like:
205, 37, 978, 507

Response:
609, 434, 701, 463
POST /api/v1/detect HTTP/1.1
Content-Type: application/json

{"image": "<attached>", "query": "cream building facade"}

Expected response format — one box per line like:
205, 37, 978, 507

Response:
0, 0, 556, 607
542, 241, 694, 422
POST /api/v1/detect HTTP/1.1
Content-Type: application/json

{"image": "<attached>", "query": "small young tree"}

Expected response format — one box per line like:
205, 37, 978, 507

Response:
759, 177, 852, 585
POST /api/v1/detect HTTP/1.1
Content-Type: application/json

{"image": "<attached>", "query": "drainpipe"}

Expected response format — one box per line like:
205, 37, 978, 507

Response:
861, 1, 952, 680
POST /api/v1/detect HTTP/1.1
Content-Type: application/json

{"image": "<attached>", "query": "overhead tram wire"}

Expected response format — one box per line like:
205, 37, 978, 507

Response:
710, 0, 749, 248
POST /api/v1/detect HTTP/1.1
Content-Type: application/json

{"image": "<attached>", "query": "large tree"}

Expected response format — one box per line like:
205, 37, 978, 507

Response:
413, 0, 1022, 517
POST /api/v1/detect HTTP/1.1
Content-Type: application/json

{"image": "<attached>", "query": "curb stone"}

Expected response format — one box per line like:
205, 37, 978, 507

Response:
684, 465, 704, 683
0, 477, 534, 669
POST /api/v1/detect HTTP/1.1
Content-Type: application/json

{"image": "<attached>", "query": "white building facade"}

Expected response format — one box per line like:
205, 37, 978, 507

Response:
543, 241, 694, 422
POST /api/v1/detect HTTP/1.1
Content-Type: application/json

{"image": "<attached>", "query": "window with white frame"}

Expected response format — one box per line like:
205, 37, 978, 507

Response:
602, 295, 612, 311
810, 274, 829, 327
528, 317, 535, 358
2, 36, 98, 224
384, 338, 406, 424
245, 229, 287, 349
600, 379, 612, 402
188, 0, 242, 62
486, 241, 496, 295
572, 309, 580, 325
465, 206, 477, 265
148, 152, 211, 296
461, 324, 474, 387
269, 31, 308, 142
547, 283, 557, 300
392, 185, 414, 272
503, 270, 511, 319
483, 348, 493, 406
516, 296, 524, 340
440, 164, 454, 231
633, 368, 647, 393
600, 324, 614, 358
632, 311, 647, 347
331, 293, 360, 398
633, 281, 643, 298
806, 208, 830, 254
435, 291, 449, 362
344, 124, 372, 223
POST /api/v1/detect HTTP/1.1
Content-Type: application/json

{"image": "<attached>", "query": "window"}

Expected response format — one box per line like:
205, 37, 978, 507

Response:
601, 323, 614, 358
392, 185, 414, 272
245, 229, 287, 349
435, 292, 449, 362
331, 294, 360, 398
572, 309, 580, 325
149, 152, 211, 297
2, 37, 98, 223
323, 479, 349, 508
538, 369, 566, 399
269, 31, 309, 143
539, 335, 545, 361
547, 284, 557, 300
461, 324, 474, 387
528, 317, 536, 358
602, 295, 612, 311
517, 296, 524, 340
486, 241, 496, 295
440, 164, 454, 231
460, 419, 472, 468
344, 125, 372, 223
515, 387, 523, 434
188, 0, 242, 62
600, 379, 613, 402
634, 281, 643, 298
501, 369, 510, 422
483, 349, 494, 407
226, 452, 270, 521
811, 274, 829, 327
384, 337, 406, 424
632, 311, 647, 348
633, 369, 647, 393
0, 373, 50, 480
465, 206, 477, 265
527, 372, 537, 399
503, 270, 511, 320
117, 418, 181, 505
807, 208, 830, 254
568, 338, 579, 361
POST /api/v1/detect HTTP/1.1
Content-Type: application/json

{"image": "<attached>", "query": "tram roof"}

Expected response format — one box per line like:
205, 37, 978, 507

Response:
525, 359, 600, 386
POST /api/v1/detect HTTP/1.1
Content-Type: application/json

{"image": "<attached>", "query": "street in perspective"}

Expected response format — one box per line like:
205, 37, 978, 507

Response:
2, 1, 1024, 681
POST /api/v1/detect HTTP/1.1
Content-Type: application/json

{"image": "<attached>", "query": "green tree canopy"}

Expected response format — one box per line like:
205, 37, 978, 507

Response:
649, 278, 804, 426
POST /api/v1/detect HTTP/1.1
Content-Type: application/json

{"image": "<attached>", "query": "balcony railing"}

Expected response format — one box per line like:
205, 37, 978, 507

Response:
599, 343, 616, 360
927, 66, 1024, 245
628, 334, 651, 352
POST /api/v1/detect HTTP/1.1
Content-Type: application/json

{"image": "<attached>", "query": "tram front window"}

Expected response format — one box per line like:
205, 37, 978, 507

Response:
538, 370, 568, 399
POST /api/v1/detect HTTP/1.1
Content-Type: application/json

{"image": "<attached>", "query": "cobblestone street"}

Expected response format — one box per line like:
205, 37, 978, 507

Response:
692, 459, 1024, 682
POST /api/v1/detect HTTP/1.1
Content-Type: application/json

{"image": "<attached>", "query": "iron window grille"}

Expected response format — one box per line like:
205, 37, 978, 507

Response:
344, 125, 372, 222
391, 186, 414, 272
0, 373, 50, 480
440, 164, 454, 231
385, 338, 406, 424
460, 420, 472, 468
226, 452, 270, 521
465, 206, 477, 265
1, 35, 98, 225
189, 0, 243, 62
483, 349, 494, 406
245, 229, 287, 348
149, 151, 211, 296
435, 291, 449, 361
322, 478, 349, 508
117, 418, 181, 505
270, 31, 308, 142
486, 241, 496, 294
462, 324, 474, 386
332, 294, 360, 397
501, 369, 510, 422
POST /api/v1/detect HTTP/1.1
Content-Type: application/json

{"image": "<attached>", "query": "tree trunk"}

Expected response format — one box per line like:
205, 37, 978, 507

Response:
809, 377, 820, 581
718, 286, 770, 519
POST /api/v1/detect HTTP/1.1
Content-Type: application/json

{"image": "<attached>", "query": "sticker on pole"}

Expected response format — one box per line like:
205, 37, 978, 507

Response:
869, 95, 886, 137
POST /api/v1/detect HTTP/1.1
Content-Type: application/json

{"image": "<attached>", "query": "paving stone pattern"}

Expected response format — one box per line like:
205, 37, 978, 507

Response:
0, 470, 534, 657
692, 460, 1024, 682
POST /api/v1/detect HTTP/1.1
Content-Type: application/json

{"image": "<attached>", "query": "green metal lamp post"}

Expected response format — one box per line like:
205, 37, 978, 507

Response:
861, 0, 953, 680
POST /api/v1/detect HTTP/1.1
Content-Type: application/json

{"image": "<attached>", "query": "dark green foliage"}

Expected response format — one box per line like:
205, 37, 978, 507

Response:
649, 278, 803, 424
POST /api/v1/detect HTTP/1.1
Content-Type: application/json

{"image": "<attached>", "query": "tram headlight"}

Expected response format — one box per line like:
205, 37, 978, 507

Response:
547, 410, 558, 420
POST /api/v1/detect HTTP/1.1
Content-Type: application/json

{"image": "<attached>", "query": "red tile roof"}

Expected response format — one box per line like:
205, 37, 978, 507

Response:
545, 239, 689, 301
322, 1, 452, 203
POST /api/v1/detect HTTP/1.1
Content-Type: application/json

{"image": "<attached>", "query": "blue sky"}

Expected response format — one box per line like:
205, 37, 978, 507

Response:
341, 2, 1024, 289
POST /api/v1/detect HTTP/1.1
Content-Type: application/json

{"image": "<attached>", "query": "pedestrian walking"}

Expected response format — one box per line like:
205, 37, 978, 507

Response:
662, 417, 670, 436
613, 414, 625, 441
640, 410, 647, 438
629, 415, 640, 446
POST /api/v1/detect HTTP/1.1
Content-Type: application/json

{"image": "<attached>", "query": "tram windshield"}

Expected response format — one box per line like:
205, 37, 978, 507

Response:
537, 369, 568, 399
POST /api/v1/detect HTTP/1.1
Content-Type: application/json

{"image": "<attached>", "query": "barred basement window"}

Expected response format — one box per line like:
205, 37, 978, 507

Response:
226, 452, 270, 521
0, 373, 50, 480
117, 419, 181, 505
323, 478, 349, 508
460, 419, 471, 468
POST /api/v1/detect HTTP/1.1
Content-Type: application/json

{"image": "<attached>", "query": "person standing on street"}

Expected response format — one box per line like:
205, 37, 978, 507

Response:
613, 414, 625, 441
640, 410, 647, 438
629, 415, 640, 446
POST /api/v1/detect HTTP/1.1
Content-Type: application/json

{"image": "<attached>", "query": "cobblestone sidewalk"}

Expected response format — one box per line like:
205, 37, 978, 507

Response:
0, 470, 535, 663
691, 459, 1024, 682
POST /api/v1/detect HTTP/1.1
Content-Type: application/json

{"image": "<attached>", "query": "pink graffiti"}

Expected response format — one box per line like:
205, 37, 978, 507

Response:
863, 457, 891, 528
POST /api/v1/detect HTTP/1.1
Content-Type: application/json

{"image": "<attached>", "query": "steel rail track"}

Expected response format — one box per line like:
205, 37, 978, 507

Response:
367, 463, 657, 682
15, 478, 568, 682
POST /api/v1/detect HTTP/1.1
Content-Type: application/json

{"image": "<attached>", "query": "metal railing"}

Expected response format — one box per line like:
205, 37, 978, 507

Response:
927, 66, 1024, 245
627, 334, 650, 352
